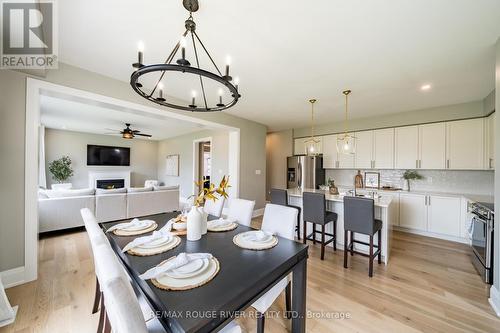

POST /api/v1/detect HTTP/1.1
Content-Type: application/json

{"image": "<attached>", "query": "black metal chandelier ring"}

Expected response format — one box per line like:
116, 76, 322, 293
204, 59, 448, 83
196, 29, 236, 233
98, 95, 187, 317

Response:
130, 64, 240, 112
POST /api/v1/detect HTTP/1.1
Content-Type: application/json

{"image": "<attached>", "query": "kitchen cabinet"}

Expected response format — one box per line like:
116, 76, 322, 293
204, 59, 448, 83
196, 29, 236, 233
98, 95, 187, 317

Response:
395, 126, 419, 169
419, 123, 446, 169
446, 118, 484, 170
373, 128, 394, 169
354, 130, 373, 169
294, 137, 323, 155
486, 112, 495, 169
399, 193, 427, 231
322, 134, 337, 168
427, 195, 461, 237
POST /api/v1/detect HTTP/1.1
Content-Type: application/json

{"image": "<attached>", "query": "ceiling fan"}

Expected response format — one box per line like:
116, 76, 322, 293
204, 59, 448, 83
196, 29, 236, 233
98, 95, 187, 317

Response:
105, 123, 152, 139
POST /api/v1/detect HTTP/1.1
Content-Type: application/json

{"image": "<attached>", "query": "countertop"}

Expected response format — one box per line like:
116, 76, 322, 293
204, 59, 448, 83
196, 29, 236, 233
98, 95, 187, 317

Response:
287, 188, 393, 208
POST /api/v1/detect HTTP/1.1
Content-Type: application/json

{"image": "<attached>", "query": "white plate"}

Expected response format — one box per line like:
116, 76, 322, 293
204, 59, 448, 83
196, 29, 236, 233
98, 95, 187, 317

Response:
136, 236, 172, 249
122, 220, 155, 231
241, 231, 273, 243
173, 222, 187, 230
207, 219, 232, 229
164, 258, 209, 279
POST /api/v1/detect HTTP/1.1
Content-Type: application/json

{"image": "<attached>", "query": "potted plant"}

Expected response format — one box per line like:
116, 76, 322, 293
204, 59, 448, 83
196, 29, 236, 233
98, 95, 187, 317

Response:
327, 178, 339, 195
48, 156, 74, 188
402, 170, 423, 192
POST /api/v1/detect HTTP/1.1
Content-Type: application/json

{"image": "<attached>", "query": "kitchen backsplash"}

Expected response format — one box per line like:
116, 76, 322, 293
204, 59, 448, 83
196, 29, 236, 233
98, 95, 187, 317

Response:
325, 169, 495, 196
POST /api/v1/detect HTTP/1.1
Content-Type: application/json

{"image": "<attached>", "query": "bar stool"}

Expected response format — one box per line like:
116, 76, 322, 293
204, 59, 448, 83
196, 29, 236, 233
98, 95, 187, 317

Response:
343, 196, 382, 277
302, 192, 338, 260
270, 189, 301, 240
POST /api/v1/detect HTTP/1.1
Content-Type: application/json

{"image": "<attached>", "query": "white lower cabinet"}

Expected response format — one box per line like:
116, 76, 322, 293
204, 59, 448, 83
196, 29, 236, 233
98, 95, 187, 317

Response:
427, 195, 461, 237
399, 192, 462, 239
399, 193, 427, 230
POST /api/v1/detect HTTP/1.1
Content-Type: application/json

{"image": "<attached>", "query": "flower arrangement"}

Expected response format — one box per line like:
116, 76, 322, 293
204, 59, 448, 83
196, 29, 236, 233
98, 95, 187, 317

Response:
191, 175, 231, 207
48, 156, 74, 183
402, 170, 423, 192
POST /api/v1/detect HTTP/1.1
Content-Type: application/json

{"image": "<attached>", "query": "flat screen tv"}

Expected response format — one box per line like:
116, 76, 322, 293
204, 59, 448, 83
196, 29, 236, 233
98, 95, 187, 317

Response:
87, 145, 130, 166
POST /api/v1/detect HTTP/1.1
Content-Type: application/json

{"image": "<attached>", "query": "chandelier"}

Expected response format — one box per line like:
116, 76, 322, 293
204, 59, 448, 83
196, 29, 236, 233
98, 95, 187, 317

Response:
304, 99, 321, 155
336, 90, 356, 155
130, 0, 240, 112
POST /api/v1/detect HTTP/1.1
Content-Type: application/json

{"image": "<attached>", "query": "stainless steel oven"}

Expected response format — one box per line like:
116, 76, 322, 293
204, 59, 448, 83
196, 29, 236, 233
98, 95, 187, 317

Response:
469, 202, 494, 284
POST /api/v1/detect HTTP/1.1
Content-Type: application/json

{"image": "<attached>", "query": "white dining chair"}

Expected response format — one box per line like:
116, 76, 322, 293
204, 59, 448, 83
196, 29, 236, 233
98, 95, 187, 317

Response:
251, 204, 297, 333
81, 208, 109, 320
203, 194, 225, 217
227, 198, 255, 227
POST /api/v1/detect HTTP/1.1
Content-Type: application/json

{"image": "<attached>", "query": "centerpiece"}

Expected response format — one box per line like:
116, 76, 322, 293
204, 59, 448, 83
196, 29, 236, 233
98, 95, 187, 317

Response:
186, 176, 230, 241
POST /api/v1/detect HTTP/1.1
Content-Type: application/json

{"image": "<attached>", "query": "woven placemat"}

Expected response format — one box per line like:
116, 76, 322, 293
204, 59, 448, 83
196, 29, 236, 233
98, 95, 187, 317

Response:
208, 222, 238, 232
233, 232, 278, 250
127, 236, 181, 256
151, 257, 220, 291
113, 222, 158, 236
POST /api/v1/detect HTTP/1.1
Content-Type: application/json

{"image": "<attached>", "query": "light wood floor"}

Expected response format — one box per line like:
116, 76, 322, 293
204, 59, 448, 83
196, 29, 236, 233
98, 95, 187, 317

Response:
2, 221, 499, 333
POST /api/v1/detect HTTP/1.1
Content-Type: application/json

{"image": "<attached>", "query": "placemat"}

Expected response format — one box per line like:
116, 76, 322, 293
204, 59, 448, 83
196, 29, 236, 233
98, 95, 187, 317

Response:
207, 222, 238, 232
233, 232, 278, 250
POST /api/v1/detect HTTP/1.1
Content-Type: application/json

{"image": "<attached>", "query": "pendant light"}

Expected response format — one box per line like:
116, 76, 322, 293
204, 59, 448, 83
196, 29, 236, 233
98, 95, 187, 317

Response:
336, 90, 356, 155
304, 99, 321, 155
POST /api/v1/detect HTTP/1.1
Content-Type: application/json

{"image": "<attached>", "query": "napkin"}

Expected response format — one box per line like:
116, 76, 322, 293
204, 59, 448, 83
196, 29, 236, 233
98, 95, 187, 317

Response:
139, 253, 213, 280
207, 217, 236, 228
121, 230, 172, 253
241, 230, 274, 242
106, 218, 145, 233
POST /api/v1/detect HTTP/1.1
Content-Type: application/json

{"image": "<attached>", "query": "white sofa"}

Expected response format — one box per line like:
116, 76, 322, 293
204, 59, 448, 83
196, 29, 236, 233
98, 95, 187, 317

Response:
38, 187, 179, 232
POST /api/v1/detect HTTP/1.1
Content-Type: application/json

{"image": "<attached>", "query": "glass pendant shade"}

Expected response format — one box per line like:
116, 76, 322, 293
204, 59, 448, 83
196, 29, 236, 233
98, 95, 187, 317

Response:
304, 137, 321, 155
336, 133, 356, 155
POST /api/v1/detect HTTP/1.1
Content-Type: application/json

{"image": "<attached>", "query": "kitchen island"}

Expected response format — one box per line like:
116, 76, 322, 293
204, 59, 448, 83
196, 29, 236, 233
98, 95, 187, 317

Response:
287, 188, 396, 264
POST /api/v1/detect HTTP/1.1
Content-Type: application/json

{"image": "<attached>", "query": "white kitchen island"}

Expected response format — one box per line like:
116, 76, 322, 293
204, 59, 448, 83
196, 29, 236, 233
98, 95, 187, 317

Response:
287, 188, 396, 264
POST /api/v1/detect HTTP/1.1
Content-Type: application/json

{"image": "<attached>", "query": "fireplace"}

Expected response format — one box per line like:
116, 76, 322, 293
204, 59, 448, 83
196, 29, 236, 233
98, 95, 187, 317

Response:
96, 179, 125, 189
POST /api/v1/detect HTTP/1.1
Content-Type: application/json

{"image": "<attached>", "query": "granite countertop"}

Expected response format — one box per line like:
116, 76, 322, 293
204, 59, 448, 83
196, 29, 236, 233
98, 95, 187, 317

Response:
287, 188, 393, 208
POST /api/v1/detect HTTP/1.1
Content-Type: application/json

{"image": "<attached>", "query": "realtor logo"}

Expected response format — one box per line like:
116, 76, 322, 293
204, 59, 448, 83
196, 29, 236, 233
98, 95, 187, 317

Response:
1, 0, 58, 69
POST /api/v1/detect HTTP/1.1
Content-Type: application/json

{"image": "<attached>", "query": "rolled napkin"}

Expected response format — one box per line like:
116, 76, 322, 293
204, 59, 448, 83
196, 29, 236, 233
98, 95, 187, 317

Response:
139, 253, 213, 280
241, 230, 274, 242
121, 229, 172, 253
106, 218, 146, 233
207, 217, 237, 229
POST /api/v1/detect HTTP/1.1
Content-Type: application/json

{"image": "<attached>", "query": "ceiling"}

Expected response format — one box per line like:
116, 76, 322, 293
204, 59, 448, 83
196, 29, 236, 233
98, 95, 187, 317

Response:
40, 95, 207, 140
58, 0, 500, 131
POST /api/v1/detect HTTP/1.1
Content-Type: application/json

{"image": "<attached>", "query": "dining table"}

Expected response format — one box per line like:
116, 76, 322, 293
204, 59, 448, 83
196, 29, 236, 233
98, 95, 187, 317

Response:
101, 212, 309, 333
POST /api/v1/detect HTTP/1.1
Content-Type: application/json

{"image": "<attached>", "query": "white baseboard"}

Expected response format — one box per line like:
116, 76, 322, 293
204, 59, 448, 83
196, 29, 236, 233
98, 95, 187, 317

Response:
393, 226, 469, 244
0, 267, 26, 289
489, 285, 500, 317
252, 208, 264, 218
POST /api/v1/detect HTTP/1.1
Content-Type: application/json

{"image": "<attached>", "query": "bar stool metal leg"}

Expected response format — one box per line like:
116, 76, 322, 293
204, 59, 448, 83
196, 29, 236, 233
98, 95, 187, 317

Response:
350, 231, 354, 256
312, 224, 316, 244
303, 221, 307, 244
320, 224, 326, 260
369, 235, 374, 277
343, 230, 348, 268
378, 230, 382, 264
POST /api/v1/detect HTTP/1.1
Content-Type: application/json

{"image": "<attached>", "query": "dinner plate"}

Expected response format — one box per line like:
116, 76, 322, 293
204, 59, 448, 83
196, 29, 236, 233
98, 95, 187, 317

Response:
136, 235, 172, 249
241, 231, 273, 243
122, 220, 155, 231
164, 258, 209, 279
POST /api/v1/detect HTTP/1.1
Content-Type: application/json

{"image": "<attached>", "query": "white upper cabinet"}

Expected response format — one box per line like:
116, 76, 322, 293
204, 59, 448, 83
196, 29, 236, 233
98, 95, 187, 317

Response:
294, 137, 323, 155
322, 134, 338, 168
419, 123, 446, 169
486, 113, 495, 169
354, 131, 373, 169
427, 195, 461, 237
395, 126, 419, 169
373, 128, 394, 169
446, 119, 484, 170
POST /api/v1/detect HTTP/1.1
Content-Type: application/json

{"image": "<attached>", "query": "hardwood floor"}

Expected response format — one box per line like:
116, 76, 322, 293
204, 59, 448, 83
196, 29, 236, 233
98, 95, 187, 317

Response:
1, 222, 499, 333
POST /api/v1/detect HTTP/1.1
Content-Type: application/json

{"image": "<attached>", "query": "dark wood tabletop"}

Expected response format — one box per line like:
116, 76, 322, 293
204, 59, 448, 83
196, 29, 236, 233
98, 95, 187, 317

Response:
102, 212, 308, 333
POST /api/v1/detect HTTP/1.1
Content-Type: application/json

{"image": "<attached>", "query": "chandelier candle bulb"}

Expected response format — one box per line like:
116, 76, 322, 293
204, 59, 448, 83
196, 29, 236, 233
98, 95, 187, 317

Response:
158, 83, 164, 100
133, 41, 145, 68
216, 88, 224, 107
180, 37, 187, 60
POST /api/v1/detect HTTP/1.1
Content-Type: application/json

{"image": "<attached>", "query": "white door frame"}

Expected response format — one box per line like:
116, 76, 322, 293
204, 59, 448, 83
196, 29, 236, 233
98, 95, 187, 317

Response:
24, 78, 240, 284
192, 137, 212, 196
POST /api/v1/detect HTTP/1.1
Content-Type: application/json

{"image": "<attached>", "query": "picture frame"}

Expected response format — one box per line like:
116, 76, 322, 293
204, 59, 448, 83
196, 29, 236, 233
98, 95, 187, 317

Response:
165, 154, 179, 176
364, 172, 380, 189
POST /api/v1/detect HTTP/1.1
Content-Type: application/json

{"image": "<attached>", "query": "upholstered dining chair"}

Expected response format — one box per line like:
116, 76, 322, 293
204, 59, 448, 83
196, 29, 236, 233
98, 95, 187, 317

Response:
203, 194, 225, 218
227, 198, 255, 227
270, 188, 301, 239
251, 204, 297, 333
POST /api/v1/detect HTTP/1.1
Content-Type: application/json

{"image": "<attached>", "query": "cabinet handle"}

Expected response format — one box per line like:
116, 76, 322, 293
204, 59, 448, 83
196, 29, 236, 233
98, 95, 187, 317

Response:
446, 160, 450, 169
416, 160, 418, 168
489, 158, 493, 169
336, 161, 339, 168
372, 160, 375, 169
419, 160, 422, 169
425, 196, 428, 206
428, 196, 431, 206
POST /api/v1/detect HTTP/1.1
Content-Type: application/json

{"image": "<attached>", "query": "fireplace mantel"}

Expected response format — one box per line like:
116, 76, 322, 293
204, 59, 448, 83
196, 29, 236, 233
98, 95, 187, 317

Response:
88, 170, 131, 189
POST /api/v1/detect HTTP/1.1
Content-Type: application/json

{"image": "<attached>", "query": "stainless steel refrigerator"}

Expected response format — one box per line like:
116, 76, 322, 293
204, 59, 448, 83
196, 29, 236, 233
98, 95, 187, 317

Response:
287, 155, 325, 190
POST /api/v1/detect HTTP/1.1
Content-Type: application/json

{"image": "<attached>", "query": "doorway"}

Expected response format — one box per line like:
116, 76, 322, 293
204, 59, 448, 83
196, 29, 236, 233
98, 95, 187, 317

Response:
198, 141, 211, 190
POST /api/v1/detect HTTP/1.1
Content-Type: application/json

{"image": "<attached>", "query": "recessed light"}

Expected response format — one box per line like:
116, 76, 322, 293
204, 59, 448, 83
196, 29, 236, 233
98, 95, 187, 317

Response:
421, 84, 431, 91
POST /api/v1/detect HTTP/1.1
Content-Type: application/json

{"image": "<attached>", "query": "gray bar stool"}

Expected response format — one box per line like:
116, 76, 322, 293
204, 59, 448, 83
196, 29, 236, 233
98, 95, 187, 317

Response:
270, 188, 301, 240
302, 192, 338, 260
343, 196, 382, 277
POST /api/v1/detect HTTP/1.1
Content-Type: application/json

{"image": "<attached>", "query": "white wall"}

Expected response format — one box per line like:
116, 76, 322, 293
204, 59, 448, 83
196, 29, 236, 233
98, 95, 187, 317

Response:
157, 129, 230, 200
44, 128, 159, 188
266, 130, 293, 200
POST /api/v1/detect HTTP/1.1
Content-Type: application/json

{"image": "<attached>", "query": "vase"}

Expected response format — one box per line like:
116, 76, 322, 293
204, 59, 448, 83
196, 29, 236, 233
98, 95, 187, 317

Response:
198, 207, 208, 235
187, 206, 202, 241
